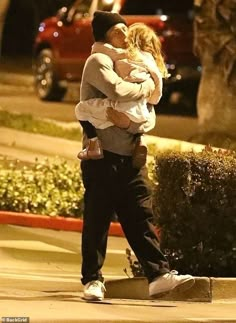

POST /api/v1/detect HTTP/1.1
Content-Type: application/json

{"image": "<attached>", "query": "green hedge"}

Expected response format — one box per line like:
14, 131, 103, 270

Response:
154, 149, 236, 277
1, 149, 236, 277
0, 158, 84, 217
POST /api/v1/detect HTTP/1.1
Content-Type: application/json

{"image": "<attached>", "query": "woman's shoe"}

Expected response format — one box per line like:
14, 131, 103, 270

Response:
77, 138, 104, 160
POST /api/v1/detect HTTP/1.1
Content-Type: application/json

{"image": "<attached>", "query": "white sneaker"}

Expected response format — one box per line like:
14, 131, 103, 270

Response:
83, 280, 106, 301
149, 270, 195, 298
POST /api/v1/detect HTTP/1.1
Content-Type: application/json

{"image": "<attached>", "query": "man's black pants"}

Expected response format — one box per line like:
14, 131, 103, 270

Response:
80, 150, 170, 285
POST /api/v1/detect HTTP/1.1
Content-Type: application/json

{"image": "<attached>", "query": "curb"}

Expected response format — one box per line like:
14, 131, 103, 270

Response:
0, 211, 124, 237
105, 277, 210, 302
0, 128, 207, 163
0, 211, 161, 238
105, 277, 236, 302
0, 127, 79, 161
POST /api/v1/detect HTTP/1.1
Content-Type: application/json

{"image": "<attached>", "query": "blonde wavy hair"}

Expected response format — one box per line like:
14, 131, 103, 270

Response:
127, 23, 168, 78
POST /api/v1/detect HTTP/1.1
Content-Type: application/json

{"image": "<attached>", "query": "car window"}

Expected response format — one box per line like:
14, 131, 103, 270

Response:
119, 0, 193, 16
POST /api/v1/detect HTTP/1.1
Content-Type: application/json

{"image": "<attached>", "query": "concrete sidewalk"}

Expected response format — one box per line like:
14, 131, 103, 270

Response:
0, 224, 236, 322
1, 291, 236, 323
0, 224, 129, 288
0, 224, 236, 301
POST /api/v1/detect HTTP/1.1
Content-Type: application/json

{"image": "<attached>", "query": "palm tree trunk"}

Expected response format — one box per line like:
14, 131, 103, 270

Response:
193, 0, 236, 147
0, 0, 10, 57
197, 54, 236, 137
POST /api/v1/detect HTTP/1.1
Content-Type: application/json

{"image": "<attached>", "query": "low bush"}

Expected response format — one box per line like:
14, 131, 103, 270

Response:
154, 148, 236, 277
0, 158, 84, 217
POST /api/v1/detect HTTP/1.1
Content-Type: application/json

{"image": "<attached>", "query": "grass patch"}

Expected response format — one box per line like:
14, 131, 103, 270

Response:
0, 110, 82, 141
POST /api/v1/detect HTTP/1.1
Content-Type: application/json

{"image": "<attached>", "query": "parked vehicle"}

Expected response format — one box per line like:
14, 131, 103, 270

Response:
33, 0, 200, 115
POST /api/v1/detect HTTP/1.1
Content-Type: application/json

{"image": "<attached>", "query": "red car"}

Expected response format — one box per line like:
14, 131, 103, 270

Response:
33, 0, 200, 114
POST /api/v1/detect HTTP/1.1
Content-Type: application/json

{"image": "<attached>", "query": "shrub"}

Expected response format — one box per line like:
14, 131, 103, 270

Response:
154, 148, 236, 277
124, 248, 144, 278
0, 158, 84, 217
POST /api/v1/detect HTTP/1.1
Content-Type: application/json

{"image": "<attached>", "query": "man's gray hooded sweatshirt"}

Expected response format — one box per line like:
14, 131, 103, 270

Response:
80, 50, 156, 156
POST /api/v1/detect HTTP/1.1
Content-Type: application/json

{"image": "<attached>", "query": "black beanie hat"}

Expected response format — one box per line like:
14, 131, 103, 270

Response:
92, 11, 127, 41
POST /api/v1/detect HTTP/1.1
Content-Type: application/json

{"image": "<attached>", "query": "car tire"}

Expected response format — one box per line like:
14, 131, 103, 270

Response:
34, 49, 67, 101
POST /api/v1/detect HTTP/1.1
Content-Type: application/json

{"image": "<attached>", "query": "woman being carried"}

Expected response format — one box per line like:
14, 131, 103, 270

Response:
75, 22, 168, 168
